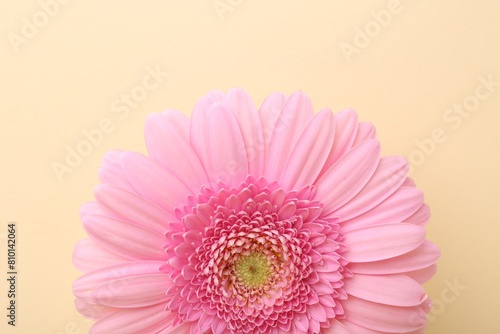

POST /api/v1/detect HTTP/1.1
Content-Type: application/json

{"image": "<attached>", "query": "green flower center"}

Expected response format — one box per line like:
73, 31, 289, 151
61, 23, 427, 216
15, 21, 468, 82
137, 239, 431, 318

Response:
235, 252, 271, 287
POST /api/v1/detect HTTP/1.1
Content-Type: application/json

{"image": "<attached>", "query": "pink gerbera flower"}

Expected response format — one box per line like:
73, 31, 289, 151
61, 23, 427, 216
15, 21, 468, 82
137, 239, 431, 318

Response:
73, 89, 440, 334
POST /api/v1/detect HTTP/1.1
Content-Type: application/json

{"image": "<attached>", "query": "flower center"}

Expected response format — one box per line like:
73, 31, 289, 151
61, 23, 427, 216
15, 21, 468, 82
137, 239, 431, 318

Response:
234, 252, 271, 288
170, 178, 348, 333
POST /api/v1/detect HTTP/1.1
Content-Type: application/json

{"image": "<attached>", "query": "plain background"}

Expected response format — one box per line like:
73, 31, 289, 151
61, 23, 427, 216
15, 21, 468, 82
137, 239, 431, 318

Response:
1, 1, 499, 333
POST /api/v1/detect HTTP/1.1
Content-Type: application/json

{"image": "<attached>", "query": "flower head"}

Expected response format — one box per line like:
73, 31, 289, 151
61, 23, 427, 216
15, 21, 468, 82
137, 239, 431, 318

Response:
73, 89, 440, 334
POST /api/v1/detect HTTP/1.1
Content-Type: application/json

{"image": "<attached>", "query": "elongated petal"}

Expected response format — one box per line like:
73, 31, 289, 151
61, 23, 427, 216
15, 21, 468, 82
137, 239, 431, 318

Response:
344, 274, 426, 306
352, 122, 377, 147
402, 177, 416, 187
264, 91, 314, 181
198, 312, 215, 332
315, 140, 380, 215
164, 322, 195, 334
343, 223, 426, 262
343, 320, 426, 334
75, 299, 117, 320
258, 92, 286, 163
120, 152, 192, 213
211, 316, 228, 333
324, 320, 352, 334
80, 201, 101, 218
73, 261, 166, 298
73, 239, 129, 273
224, 88, 264, 176
340, 186, 424, 232
342, 320, 406, 334
83, 214, 167, 261
90, 303, 169, 334
405, 264, 437, 284
190, 95, 217, 186
145, 110, 209, 191
405, 203, 430, 227
349, 240, 440, 274
280, 110, 335, 189
98, 150, 134, 192
207, 103, 249, 186
334, 156, 408, 221
342, 296, 426, 333
95, 184, 174, 235
91, 274, 169, 308
293, 313, 310, 333
318, 109, 358, 177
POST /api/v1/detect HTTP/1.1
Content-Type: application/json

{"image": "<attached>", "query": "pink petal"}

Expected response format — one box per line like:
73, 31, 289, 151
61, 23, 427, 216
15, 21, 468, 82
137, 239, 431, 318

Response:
343, 223, 426, 262
120, 152, 192, 213
83, 214, 167, 261
405, 203, 430, 227
183, 213, 207, 232
402, 177, 416, 187
74, 299, 117, 320
340, 186, 424, 232
164, 322, 195, 334
198, 312, 215, 333
91, 274, 169, 308
264, 91, 314, 182
95, 184, 175, 235
224, 88, 264, 176
98, 150, 134, 192
307, 302, 327, 322
211, 316, 227, 333
207, 103, 249, 186
313, 254, 341, 272
342, 296, 426, 333
293, 313, 310, 333
311, 277, 334, 294
190, 94, 218, 187
404, 264, 438, 284
334, 156, 408, 221
90, 303, 169, 334
145, 110, 209, 192
278, 201, 296, 219
349, 240, 440, 274
318, 109, 358, 178
343, 320, 425, 334
352, 122, 377, 147
341, 320, 388, 333
73, 238, 129, 273
258, 92, 286, 166
315, 140, 380, 215
309, 318, 320, 333
80, 201, 101, 218
207, 90, 225, 101
73, 261, 166, 299
419, 296, 432, 314
323, 320, 352, 334
319, 295, 335, 308
280, 110, 335, 190
344, 274, 426, 306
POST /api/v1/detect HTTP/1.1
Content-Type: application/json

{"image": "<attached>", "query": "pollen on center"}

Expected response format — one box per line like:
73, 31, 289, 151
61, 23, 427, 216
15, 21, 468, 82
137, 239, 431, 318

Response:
234, 252, 271, 288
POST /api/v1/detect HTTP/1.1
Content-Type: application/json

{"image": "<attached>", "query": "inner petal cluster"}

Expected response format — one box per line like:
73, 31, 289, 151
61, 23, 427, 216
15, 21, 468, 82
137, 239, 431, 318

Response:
165, 177, 349, 333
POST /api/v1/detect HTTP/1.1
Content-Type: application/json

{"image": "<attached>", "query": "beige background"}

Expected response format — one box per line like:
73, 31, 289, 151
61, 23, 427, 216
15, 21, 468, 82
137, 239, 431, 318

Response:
1, 0, 499, 333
